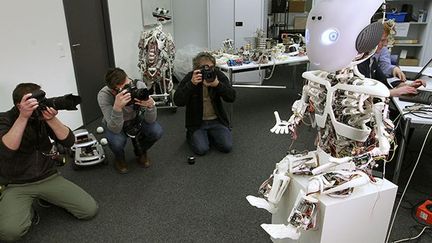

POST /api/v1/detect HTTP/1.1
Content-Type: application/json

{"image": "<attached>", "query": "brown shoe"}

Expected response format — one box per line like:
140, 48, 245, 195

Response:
137, 152, 151, 168
114, 160, 129, 174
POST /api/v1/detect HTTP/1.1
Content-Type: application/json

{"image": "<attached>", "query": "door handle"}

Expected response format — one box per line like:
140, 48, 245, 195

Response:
72, 43, 81, 47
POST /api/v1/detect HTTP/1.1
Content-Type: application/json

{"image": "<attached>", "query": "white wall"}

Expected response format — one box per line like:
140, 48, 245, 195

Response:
0, 0, 215, 130
107, 0, 143, 79
172, 0, 208, 49
0, 0, 82, 129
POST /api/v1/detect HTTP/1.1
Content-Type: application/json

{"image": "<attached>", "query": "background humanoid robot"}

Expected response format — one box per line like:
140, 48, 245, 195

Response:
247, 0, 395, 240
138, 8, 176, 109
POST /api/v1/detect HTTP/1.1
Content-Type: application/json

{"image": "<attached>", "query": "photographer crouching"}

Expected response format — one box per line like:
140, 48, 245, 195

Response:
98, 67, 163, 174
0, 83, 98, 241
174, 52, 236, 156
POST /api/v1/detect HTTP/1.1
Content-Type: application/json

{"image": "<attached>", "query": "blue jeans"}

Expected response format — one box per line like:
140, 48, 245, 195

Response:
104, 121, 163, 161
187, 120, 232, 155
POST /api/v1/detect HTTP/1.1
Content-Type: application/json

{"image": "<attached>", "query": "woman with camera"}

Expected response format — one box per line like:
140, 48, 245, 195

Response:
174, 52, 236, 156
97, 67, 163, 174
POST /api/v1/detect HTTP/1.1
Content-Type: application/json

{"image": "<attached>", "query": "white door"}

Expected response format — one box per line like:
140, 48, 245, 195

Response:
234, 0, 265, 48
233, 0, 266, 84
208, 0, 267, 84
208, 0, 234, 50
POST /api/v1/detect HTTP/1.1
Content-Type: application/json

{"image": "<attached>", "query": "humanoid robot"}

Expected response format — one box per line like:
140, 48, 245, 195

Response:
138, 9, 175, 108
247, 0, 395, 240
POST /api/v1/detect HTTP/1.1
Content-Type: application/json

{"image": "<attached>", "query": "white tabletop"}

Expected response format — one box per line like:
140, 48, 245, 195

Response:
217, 54, 309, 72
389, 66, 432, 125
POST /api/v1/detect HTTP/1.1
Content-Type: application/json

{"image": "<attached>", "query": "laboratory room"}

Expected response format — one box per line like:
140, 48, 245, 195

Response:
0, 0, 431, 242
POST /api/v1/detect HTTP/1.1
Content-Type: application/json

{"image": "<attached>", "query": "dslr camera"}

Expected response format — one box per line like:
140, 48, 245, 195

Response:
30, 90, 81, 111
123, 80, 150, 106
200, 65, 216, 82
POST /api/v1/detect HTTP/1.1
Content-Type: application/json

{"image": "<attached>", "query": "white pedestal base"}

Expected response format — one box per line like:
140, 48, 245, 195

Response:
271, 175, 397, 243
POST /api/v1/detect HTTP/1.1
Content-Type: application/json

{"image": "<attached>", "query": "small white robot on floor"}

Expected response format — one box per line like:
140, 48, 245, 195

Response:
247, 0, 395, 240
70, 129, 106, 170
138, 8, 176, 109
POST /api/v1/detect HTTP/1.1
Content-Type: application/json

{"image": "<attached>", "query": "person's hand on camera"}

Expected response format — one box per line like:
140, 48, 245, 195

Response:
41, 107, 58, 121
113, 89, 131, 111
18, 93, 38, 119
393, 67, 406, 81
203, 76, 219, 87
135, 97, 155, 109
191, 70, 202, 85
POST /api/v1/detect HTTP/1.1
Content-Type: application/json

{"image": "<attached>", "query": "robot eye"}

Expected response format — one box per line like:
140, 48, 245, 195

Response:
329, 31, 338, 41
321, 28, 339, 45
312, 16, 316, 20
318, 16, 322, 20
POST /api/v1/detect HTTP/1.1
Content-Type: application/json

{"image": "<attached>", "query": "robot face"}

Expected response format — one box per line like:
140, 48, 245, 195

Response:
305, 0, 383, 72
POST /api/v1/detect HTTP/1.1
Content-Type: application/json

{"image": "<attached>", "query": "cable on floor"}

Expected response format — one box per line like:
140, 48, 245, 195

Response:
391, 226, 431, 243
386, 125, 432, 243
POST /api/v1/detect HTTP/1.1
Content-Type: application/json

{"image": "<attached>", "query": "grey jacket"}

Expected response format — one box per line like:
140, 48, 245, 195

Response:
97, 81, 157, 133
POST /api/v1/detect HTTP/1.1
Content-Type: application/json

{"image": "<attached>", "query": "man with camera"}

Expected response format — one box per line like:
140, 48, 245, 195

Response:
174, 52, 236, 155
98, 67, 163, 174
0, 83, 98, 241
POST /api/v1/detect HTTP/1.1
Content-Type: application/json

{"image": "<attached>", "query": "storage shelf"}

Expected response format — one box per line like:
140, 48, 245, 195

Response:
395, 22, 428, 25
393, 43, 423, 47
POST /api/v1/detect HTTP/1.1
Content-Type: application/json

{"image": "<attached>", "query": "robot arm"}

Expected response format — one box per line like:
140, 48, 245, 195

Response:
366, 101, 393, 157
270, 85, 310, 139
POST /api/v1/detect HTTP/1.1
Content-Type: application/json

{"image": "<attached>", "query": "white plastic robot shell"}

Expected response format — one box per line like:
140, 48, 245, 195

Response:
305, 0, 383, 72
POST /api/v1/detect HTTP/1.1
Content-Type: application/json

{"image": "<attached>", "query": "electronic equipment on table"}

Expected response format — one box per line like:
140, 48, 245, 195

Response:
393, 57, 432, 105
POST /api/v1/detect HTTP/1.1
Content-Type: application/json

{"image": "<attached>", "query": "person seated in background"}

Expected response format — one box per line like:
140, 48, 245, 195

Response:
0, 83, 98, 241
358, 20, 426, 96
174, 52, 236, 156
97, 68, 163, 174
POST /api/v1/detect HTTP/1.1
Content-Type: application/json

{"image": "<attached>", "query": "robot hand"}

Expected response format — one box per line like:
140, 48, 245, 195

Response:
270, 111, 290, 135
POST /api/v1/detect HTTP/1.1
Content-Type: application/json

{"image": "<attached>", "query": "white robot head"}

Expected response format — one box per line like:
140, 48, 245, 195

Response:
305, 0, 383, 72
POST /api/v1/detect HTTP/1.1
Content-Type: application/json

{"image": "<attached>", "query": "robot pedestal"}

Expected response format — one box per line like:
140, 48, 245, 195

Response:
271, 175, 397, 243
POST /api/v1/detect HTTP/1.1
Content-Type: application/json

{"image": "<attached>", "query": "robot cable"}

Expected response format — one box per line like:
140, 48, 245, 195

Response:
258, 58, 277, 80
391, 226, 431, 243
386, 125, 432, 243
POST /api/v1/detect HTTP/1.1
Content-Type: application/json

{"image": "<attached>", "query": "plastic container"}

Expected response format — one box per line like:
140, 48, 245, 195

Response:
386, 12, 407, 22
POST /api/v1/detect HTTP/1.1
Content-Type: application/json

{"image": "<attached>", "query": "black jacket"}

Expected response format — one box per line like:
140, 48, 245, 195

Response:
174, 70, 236, 131
0, 107, 75, 184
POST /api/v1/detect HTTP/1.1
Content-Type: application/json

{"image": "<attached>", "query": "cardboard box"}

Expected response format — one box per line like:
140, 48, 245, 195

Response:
399, 58, 419, 66
288, 1, 305, 12
294, 16, 307, 29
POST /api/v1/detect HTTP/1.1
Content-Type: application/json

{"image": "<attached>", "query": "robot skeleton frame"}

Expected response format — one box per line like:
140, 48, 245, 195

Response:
247, 0, 395, 240
138, 11, 176, 108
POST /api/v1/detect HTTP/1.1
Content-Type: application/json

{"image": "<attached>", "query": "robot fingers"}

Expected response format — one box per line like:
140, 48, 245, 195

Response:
281, 125, 289, 134
273, 111, 282, 123
270, 125, 279, 133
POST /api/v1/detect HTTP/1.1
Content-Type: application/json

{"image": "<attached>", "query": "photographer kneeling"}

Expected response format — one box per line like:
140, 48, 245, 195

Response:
0, 83, 98, 241
174, 52, 236, 156
98, 68, 163, 174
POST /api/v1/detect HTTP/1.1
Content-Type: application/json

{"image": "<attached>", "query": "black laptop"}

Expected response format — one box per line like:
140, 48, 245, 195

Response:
393, 57, 432, 105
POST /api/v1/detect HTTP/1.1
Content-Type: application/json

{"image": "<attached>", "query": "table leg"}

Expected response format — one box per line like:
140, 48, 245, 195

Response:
228, 69, 233, 127
392, 117, 411, 184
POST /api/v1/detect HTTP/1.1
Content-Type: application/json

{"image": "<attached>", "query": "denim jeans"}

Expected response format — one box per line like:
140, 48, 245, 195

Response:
187, 120, 232, 155
104, 121, 163, 161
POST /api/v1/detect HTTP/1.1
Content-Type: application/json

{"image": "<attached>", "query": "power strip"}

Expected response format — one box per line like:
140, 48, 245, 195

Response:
416, 200, 432, 224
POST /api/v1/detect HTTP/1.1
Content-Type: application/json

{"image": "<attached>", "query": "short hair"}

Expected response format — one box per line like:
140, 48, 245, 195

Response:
105, 67, 127, 89
12, 83, 41, 105
192, 52, 216, 70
